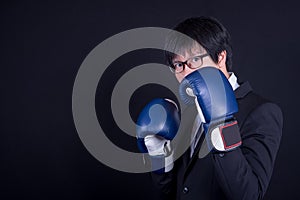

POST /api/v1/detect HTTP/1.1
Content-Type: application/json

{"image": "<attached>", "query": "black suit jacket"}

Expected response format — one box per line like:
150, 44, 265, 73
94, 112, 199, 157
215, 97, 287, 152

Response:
151, 82, 283, 200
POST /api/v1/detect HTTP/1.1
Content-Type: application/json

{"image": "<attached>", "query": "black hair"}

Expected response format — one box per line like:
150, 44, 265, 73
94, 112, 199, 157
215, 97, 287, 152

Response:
165, 16, 233, 71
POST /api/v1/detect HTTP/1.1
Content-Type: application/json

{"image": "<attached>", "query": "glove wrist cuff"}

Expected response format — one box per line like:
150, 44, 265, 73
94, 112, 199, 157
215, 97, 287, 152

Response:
208, 119, 242, 152
149, 141, 174, 173
164, 150, 174, 172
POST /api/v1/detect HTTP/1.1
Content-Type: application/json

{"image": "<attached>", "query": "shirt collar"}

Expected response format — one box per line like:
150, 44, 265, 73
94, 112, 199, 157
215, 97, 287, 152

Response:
228, 72, 240, 91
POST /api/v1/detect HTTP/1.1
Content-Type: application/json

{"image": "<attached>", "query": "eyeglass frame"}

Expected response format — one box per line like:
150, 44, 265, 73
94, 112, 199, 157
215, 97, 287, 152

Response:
169, 53, 209, 74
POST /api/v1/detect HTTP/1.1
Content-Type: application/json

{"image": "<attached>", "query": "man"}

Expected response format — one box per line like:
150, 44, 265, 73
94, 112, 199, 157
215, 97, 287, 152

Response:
136, 16, 283, 200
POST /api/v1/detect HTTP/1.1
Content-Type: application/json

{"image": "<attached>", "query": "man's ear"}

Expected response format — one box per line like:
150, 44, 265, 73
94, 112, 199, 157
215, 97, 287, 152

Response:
217, 50, 230, 78
217, 50, 227, 69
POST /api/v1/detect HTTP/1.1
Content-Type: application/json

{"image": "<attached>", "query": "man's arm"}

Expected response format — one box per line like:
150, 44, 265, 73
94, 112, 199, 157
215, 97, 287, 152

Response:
212, 102, 283, 200
151, 168, 177, 200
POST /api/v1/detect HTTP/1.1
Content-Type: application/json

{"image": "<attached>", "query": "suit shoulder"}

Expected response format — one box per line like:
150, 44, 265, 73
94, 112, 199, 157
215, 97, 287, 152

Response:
249, 101, 283, 127
245, 92, 283, 119
236, 91, 282, 128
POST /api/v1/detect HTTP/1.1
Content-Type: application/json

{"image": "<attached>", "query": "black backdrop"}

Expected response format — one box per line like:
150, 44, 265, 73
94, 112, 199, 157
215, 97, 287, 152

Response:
1, 0, 300, 199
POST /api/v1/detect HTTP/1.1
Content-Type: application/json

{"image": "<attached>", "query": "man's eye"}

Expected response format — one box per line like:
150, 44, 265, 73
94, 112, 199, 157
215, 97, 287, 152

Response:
173, 63, 183, 68
191, 57, 200, 62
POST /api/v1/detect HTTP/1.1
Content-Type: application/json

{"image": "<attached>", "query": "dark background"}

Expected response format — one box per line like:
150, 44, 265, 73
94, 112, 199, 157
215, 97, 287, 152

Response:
1, 0, 299, 199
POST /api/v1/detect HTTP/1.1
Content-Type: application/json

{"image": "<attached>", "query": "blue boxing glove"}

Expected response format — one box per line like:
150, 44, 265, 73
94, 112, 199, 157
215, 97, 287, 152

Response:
179, 67, 241, 152
136, 98, 180, 173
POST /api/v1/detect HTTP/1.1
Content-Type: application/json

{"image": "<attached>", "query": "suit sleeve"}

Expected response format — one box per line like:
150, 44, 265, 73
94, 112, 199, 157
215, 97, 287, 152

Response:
212, 102, 283, 200
150, 168, 177, 200
150, 105, 197, 200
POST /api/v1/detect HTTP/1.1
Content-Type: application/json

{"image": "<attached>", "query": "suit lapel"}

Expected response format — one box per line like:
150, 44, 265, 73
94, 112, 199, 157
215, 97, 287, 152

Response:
183, 129, 206, 180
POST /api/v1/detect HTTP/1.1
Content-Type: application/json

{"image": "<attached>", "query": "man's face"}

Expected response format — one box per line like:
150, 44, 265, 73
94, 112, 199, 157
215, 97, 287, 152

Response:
171, 47, 219, 83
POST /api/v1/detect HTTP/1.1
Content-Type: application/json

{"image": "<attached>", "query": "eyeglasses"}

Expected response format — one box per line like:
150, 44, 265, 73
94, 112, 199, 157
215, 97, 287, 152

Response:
169, 53, 209, 74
